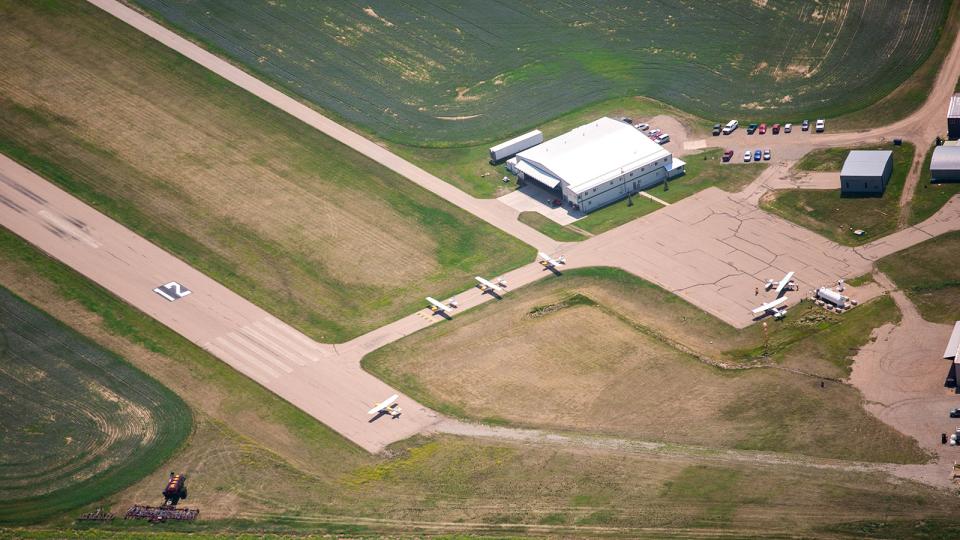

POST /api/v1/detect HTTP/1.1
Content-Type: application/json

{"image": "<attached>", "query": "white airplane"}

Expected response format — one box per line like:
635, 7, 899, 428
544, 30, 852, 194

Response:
475, 276, 506, 294
368, 394, 401, 419
752, 296, 788, 319
763, 271, 796, 297
538, 251, 566, 269
426, 296, 454, 315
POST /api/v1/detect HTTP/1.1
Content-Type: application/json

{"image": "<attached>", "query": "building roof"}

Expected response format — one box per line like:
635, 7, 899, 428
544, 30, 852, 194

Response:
490, 130, 542, 154
944, 321, 960, 361
840, 150, 892, 178
516, 117, 671, 195
931, 145, 960, 171
949, 94, 960, 119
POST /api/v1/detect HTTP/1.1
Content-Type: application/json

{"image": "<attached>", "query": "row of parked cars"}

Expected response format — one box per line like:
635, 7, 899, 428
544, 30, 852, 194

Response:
721, 148, 771, 162
620, 118, 671, 145
713, 119, 825, 135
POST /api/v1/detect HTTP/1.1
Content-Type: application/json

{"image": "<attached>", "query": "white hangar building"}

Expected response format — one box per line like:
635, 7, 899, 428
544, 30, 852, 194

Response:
512, 117, 685, 212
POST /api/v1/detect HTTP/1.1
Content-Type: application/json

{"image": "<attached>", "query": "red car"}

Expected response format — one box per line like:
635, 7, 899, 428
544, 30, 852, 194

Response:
772, 123, 781, 134
722, 150, 734, 162
758, 123, 767, 134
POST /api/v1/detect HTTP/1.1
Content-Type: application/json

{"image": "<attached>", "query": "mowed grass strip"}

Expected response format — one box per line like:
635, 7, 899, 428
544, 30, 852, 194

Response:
363, 268, 925, 464
878, 230, 960, 324
0, 0, 531, 343
0, 287, 191, 523
0, 228, 955, 537
761, 143, 914, 246
130, 0, 945, 146
517, 212, 587, 242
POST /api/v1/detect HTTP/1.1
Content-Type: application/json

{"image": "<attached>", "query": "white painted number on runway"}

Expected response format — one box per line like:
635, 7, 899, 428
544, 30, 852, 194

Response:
154, 281, 191, 302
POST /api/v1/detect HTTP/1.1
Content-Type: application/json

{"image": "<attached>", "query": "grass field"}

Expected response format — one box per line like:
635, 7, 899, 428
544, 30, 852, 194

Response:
131, 0, 946, 147
0, 0, 532, 343
878, 230, 960, 324
909, 143, 960, 225
517, 212, 587, 242
3, 228, 958, 536
364, 268, 922, 464
761, 143, 914, 246
0, 287, 191, 523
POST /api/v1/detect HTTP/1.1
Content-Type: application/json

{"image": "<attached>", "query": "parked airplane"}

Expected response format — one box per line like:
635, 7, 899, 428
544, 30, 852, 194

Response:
368, 394, 401, 419
764, 271, 796, 297
752, 296, 788, 319
538, 251, 566, 269
426, 296, 455, 315
475, 276, 507, 294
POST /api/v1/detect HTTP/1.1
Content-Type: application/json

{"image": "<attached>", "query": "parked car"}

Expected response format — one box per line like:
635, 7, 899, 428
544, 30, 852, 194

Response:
655, 133, 670, 144
620, 117, 633, 124
743, 150, 752, 162
951, 408, 960, 418
758, 123, 767, 134
772, 123, 781, 134
635, 122, 649, 131
801, 119, 810, 131
815, 119, 825, 132
763, 149, 771, 161
784, 123, 793, 133
722, 150, 734, 162
746, 123, 758, 134
712, 123, 722, 136
722, 119, 739, 134
753, 149, 762, 161
648, 128, 662, 137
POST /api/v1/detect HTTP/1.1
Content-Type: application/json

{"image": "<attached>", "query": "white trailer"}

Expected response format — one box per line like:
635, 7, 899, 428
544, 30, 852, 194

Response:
489, 130, 543, 162
816, 287, 846, 308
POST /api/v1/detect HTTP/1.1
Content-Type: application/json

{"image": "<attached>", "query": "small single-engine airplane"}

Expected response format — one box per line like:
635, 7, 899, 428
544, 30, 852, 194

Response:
426, 296, 456, 315
475, 276, 507, 295
368, 394, 401, 420
764, 271, 796, 297
538, 251, 566, 269
752, 296, 788, 319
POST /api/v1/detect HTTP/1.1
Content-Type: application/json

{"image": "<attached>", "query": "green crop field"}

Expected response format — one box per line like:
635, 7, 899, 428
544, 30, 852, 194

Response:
0, 0, 531, 343
762, 143, 914, 246
0, 287, 191, 523
132, 0, 946, 148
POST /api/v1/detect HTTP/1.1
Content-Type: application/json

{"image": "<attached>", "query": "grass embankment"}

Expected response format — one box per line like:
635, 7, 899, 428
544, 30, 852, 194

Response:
2, 229, 954, 535
0, 0, 531, 343
878, 230, 960, 324
573, 149, 768, 234
909, 143, 960, 225
364, 267, 922, 464
132, 0, 945, 147
517, 212, 587, 242
0, 288, 191, 523
762, 143, 914, 246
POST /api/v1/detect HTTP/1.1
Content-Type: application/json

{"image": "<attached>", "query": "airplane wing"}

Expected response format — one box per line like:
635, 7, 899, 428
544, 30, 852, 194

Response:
775, 271, 795, 297
475, 276, 502, 292
537, 251, 552, 265
752, 296, 787, 314
426, 297, 449, 312
368, 394, 399, 415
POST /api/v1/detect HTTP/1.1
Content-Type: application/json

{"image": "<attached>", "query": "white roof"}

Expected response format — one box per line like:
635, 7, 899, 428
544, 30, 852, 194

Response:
840, 150, 892, 178
515, 159, 560, 189
516, 117, 671, 195
490, 130, 542, 153
945, 321, 960, 361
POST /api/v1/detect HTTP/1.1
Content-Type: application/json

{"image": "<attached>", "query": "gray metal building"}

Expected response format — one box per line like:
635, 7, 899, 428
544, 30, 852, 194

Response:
931, 145, 960, 182
950, 93, 960, 140
840, 150, 893, 196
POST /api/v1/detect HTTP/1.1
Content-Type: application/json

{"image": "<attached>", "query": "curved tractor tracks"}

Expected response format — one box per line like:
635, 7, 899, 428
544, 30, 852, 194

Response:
1, 0, 959, 488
